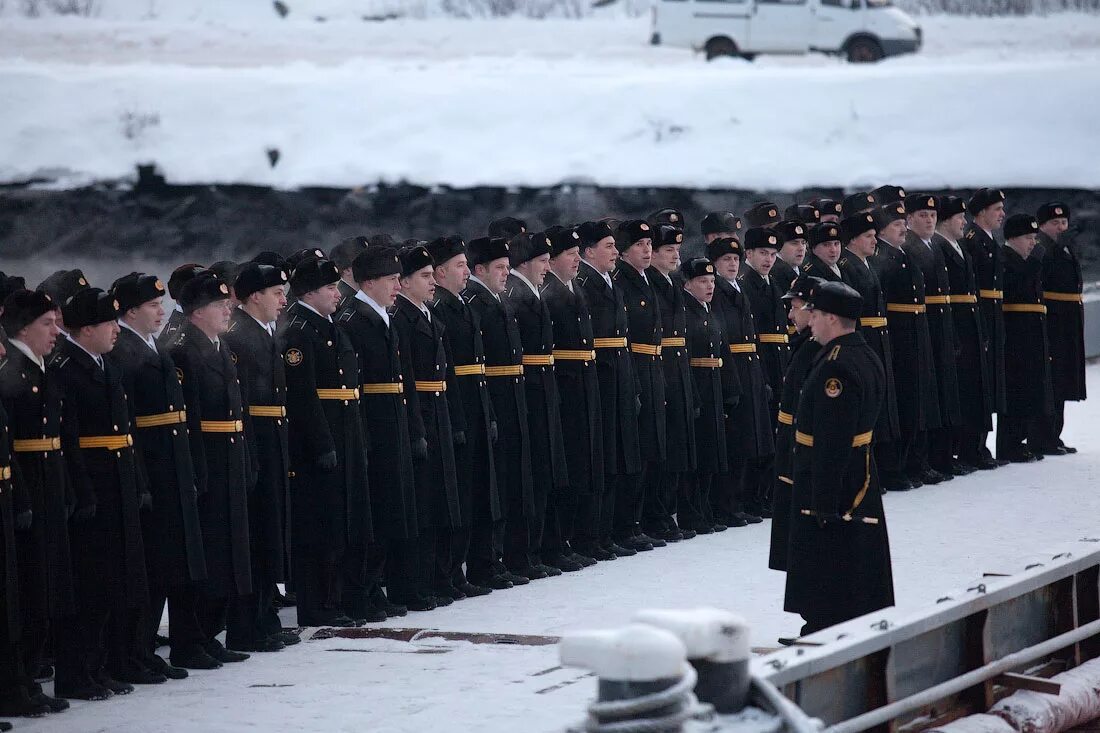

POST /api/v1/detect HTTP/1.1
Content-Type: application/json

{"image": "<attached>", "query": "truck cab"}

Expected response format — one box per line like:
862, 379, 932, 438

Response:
651, 0, 922, 63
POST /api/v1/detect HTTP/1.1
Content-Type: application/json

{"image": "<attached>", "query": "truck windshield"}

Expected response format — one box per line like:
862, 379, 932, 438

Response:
866, 0, 893, 6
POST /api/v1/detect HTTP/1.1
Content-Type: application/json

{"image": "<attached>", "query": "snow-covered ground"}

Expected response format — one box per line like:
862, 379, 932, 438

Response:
12, 365, 1100, 732
2, 10, 1099, 189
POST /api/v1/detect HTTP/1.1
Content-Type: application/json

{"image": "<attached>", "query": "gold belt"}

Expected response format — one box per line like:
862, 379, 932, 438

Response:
453, 364, 486, 376
484, 365, 523, 377
630, 343, 661, 356
0, 466, 9, 480
777, 411, 794, 426
795, 430, 873, 448
758, 333, 789, 344
248, 405, 287, 417
361, 382, 403, 395
1003, 303, 1047, 314
135, 410, 187, 429
951, 294, 978, 304
593, 337, 627, 349
1044, 291, 1083, 303
78, 434, 134, 450
553, 349, 596, 361
979, 289, 1004, 300
414, 381, 447, 392
13, 437, 61, 452
660, 337, 686, 348
887, 303, 926, 314
924, 295, 951, 305
860, 317, 888, 328
200, 420, 244, 433
689, 357, 722, 368
521, 354, 555, 366
316, 388, 360, 400
728, 343, 757, 354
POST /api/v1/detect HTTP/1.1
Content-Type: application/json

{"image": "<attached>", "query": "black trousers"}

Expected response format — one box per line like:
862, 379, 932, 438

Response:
877, 437, 911, 487
906, 430, 931, 476
378, 537, 419, 604
412, 528, 438, 601
954, 425, 986, 465
712, 461, 745, 521
677, 472, 713, 531
55, 607, 109, 692
744, 456, 773, 511
435, 526, 466, 591
1035, 401, 1067, 450
337, 544, 369, 621
572, 478, 603, 553
641, 465, 677, 533
467, 517, 505, 583
145, 582, 204, 659
541, 487, 574, 560
613, 465, 649, 540
195, 592, 230, 644
928, 426, 956, 471
293, 548, 344, 626
106, 604, 144, 675
996, 414, 1043, 458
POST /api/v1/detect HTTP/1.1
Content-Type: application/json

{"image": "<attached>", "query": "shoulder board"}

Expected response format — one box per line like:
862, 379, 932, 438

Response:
288, 316, 307, 330
838, 258, 848, 266
827, 345, 842, 361
576, 275, 589, 286
47, 352, 65, 368
611, 270, 622, 280
966, 230, 975, 239
463, 293, 477, 304
338, 310, 354, 322
0, 357, 7, 373
227, 320, 240, 333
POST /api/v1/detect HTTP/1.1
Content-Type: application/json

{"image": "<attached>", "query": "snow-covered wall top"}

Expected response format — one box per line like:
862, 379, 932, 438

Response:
2, 12, 1098, 191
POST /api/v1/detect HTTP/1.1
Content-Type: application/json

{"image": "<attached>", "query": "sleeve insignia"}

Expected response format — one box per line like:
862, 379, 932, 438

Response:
825, 377, 843, 398
285, 348, 304, 367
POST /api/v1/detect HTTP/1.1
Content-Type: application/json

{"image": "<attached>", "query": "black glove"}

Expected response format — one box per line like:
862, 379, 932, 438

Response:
315, 450, 338, 471
489, 421, 498, 444
73, 503, 97, 523
453, 430, 466, 447
139, 492, 152, 511
412, 437, 428, 462
693, 406, 701, 420
15, 510, 32, 530
635, 396, 642, 415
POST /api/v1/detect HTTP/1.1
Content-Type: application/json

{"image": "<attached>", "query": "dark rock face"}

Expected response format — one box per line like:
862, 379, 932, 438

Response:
1, 182, 1097, 284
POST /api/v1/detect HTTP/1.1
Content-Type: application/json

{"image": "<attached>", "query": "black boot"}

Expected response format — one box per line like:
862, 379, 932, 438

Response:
202, 639, 250, 663
0, 687, 52, 717
170, 646, 222, 670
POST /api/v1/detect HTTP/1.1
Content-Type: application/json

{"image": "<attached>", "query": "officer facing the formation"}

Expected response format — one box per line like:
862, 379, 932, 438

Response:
52, 289, 149, 698
933, 197, 993, 470
281, 257, 371, 626
679, 258, 726, 536
394, 245, 462, 606
505, 232, 569, 576
964, 188, 1009, 465
575, 221, 641, 560
783, 281, 892, 635
838, 213, 899, 450
224, 264, 298, 651
904, 194, 961, 481
337, 247, 419, 614
1036, 202, 1085, 455
170, 273, 254, 665
646, 225, 696, 543
0, 290, 73, 717
109, 273, 206, 675
613, 220, 666, 552
540, 226, 602, 570
769, 275, 823, 574
464, 237, 536, 581
997, 215, 1054, 462
427, 237, 505, 590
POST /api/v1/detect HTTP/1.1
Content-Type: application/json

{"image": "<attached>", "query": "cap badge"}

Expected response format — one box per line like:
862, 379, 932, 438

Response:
1055, 207, 1063, 215
899, 189, 906, 197
795, 226, 804, 235
112, 299, 120, 310
705, 264, 713, 273
866, 195, 873, 203
927, 197, 935, 207
219, 284, 229, 294
768, 236, 777, 245
675, 233, 683, 243
572, 232, 580, 240
155, 279, 165, 291
640, 223, 650, 231
280, 271, 288, 281
768, 209, 777, 218
78, 277, 87, 286
670, 214, 679, 223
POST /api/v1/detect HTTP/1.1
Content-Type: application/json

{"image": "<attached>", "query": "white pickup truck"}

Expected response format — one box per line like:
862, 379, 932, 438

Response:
650, 0, 923, 62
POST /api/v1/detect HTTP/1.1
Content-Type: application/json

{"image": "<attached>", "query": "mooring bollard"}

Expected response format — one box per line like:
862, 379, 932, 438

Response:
633, 607, 752, 714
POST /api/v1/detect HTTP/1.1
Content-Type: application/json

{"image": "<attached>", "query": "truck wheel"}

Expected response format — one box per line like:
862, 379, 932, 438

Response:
846, 37, 883, 63
705, 37, 737, 61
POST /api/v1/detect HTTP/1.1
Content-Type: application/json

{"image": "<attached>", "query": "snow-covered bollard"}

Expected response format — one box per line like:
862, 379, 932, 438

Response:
634, 608, 752, 714
560, 624, 707, 732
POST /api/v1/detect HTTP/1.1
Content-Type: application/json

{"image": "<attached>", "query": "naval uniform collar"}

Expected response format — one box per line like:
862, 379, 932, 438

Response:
510, 269, 541, 300
297, 300, 333, 323
581, 259, 613, 289
9, 338, 46, 372
468, 276, 501, 302
355, 290, 390, 327
398, 292, 431, 322
66, 333, 105, 369
119, 318, 158, 352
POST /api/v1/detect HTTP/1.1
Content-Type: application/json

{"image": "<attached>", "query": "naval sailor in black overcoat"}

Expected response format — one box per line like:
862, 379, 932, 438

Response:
336, 248, 419, 615
0, 374, 20, 725
51, 289, 149, 699
330, 236, 368, 313
505, 233, 569, 578
157, 264, 204, 350
280, 257, 372, 627
393, 246, 463, 608
799, 223, 844, 284
574, 221, 641, 561
783, 282, 893, 636
646, 225, 697, 542
427, 237, 504, 592
612, 220, 666, 552
540, 227, 602, 570
0, 290, 74, 717
1035, 202, 1086, 455
109, 273, 207, 674
772, 220, 810, 301
463, 238, 538, 582
224, 264, 298, 650
169, 274, 255, 664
